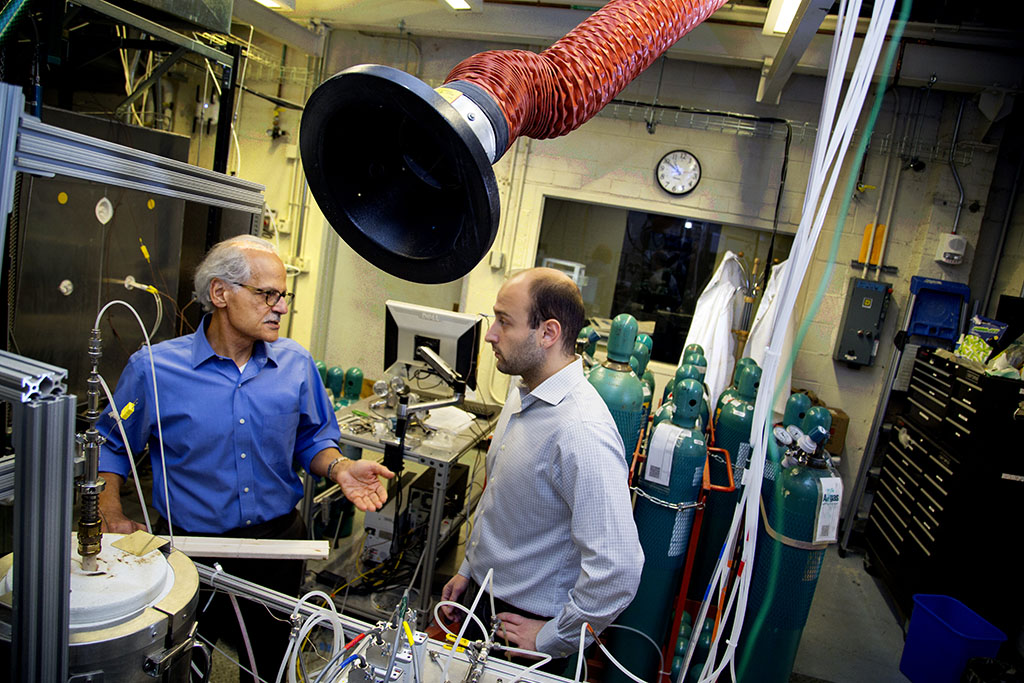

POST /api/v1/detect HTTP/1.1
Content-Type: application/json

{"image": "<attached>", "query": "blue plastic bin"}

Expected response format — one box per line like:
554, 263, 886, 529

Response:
900, 594, 1007, 683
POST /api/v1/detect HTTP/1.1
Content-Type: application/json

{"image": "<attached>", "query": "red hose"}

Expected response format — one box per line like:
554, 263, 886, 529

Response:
444, 0, 729, 151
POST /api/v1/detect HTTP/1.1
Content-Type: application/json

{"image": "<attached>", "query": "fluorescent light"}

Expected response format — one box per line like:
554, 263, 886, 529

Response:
254, 0, 295, 11
764, 0, 801, 35
444, 0, 472, 9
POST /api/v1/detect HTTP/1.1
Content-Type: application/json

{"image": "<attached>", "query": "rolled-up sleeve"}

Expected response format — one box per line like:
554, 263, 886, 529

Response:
293, 356, 342, 472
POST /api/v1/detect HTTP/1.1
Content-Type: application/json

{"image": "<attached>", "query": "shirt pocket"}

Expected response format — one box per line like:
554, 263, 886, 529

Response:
258, 410, 301, 457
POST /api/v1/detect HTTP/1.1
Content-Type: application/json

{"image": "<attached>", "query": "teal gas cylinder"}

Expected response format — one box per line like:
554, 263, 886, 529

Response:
326, 366, 345, 408
686, 362, 761, 602
715, 357, 760, 415
589, 314, 645, 461
607, 379, 706, 683
801, 405, 832, 440
578, 325, 598, 356
631, 342, 655, 429
683, 351, 707, 381
635, 334, 656, 392
684, 343, 705, 357
662, 363, 691, 405
337, 367, 364, 407
736, 427, 837, 683
782, 392, 812, 429
629, 356, 653, 444
315, 360, 327, 385
651, 367, 710, 445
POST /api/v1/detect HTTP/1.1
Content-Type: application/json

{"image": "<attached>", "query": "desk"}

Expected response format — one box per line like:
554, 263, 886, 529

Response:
333, 395, 498, 616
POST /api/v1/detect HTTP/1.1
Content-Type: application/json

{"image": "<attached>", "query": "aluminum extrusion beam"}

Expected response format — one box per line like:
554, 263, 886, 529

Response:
2, 350, 76, 683
68, 0, 232, 66
0, 349, 69, 403
11, 108, 266, 214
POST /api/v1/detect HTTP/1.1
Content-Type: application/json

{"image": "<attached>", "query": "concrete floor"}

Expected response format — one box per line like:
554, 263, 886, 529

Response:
792, 546, 907, 683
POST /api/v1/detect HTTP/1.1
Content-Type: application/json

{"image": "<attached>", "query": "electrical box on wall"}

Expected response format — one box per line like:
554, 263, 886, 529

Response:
833, 278, 893, 366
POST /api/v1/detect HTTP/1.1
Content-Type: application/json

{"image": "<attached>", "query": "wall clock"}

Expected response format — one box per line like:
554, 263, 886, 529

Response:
656, 149, 701, 196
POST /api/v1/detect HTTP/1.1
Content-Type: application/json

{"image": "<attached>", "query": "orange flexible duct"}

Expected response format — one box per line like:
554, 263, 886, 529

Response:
300, 0, 729, 283
446, 0, 729, 151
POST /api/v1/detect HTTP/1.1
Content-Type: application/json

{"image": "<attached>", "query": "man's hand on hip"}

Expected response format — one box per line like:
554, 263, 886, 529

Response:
440, 574, 470, 622
495, 612, 546, 654
335, 459, 394, 511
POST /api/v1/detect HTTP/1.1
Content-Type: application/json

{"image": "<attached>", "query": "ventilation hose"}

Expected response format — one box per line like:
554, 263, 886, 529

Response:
299, 0, 729, 284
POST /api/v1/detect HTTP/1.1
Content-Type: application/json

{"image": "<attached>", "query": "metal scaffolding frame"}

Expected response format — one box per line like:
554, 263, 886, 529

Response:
0, 350, 77, 682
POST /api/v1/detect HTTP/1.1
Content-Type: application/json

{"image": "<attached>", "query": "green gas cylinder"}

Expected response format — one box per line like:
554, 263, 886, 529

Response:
801, 405, 832, 440
687, 362, 761, 602
635, 334, 656, 391
683, 343, 705, 357
315, 360, 327, 386
631, 341, 656, 396
326, 366, 345, 407
736, 426, 836, 683
336, 367, 363, 407
683, 351, 707, 381
578, 325, 598, 357
589, 314, 645, 461
650, 367, 709, 445
782, 392, 812, 429
716, 357, 760, 415
630, 357, 653, 444
607, 379, 706, 683
637, 333, 654, 353
686, 619, 714, 682
662, 363, 691, 405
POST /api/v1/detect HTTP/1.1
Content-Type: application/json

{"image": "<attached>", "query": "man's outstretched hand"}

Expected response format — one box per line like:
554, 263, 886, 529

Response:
335, 459, 394, 511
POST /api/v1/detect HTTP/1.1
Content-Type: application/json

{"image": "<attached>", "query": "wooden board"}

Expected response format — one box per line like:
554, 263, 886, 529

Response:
161, 536, 329, 560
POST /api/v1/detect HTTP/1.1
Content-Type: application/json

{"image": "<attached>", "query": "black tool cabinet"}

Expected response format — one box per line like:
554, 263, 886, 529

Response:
865, 347, 1024, 641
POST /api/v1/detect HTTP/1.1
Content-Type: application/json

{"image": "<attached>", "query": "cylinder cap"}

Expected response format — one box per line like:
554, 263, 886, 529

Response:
607, 314, 639, 363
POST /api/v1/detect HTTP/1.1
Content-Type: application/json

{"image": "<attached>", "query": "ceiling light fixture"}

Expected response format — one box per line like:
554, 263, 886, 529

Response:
763, 0, 802, 34
254, 0, 296, 11
444, 0, 472, 9
441, 0, 482, 11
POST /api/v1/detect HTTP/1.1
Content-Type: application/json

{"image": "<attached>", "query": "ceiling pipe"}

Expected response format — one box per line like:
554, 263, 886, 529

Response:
299, 0, 729, 283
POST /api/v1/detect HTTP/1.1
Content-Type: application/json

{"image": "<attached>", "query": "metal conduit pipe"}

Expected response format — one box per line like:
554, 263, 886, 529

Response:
862, 88, 900, 278
299, 0, 730, 283
950, 96, 967, 234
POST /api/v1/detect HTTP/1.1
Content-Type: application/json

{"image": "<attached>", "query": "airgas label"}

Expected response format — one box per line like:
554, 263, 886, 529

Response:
814, 477, 843, 543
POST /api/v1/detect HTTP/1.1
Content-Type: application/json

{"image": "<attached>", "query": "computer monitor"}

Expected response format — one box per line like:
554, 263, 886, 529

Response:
383, 300, 482, 390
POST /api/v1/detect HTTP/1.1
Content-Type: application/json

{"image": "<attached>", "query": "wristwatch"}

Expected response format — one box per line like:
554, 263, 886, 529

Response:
325, 456, 346, 482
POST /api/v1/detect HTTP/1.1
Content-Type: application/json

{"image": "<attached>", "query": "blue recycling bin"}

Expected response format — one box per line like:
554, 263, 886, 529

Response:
900, 594, 1007, 683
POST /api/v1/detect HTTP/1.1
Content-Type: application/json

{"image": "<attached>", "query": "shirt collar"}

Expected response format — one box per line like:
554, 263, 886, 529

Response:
190, 314, 277, 369
518, 357, 585, 407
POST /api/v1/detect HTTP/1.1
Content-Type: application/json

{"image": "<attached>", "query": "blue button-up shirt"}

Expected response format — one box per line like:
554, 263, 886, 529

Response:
98, 317, 340, 533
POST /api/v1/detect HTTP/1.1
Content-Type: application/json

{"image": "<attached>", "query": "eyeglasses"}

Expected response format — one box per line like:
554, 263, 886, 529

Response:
232, 282, 294, 307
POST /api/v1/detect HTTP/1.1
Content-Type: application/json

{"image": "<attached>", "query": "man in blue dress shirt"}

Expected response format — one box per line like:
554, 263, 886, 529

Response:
97, 234, 393, 681
441, 268, 642, 671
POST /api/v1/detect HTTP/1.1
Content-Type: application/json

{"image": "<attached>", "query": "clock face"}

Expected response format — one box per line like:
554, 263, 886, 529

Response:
656, 150, 701, 196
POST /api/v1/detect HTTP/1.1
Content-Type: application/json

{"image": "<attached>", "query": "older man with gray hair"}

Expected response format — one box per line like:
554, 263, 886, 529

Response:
98, 234, 392, 682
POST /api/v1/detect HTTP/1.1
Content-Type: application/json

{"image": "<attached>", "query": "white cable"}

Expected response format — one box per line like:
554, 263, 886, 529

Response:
432, 601, 490, 642
605, 624, 663, 679
95, 299, 174, 545
229, 592, 259, 683
442, 568, 494, 683
502, 645, 553, 683
574, 622, 587, 683
96, 374, 152, 533
592, 635, 646, 683
683, 0, 898, 679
